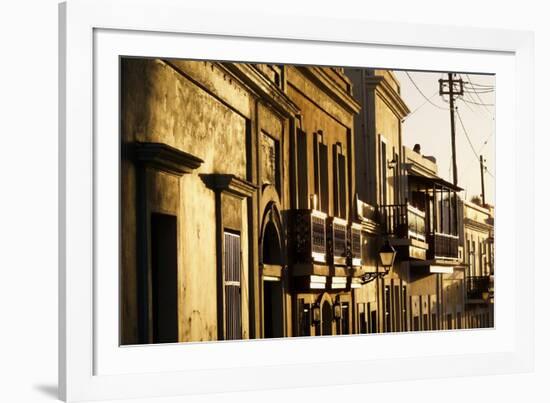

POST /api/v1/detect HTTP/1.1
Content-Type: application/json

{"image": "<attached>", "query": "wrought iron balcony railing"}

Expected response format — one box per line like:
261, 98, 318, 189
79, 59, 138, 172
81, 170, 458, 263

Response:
350, 223, 362, 267
292, 209, 327, 264
378, 203, 426, 242
329, 217, 348, 266
428, 232, 459, 260
466, 275, 492, 300
292, 210, 365, 268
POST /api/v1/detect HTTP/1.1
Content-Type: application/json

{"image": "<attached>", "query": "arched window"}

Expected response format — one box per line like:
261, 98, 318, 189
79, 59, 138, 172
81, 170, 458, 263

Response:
262, 222, 282, 265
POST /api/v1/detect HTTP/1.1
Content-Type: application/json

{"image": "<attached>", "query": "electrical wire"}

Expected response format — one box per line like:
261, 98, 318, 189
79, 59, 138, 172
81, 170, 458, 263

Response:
464, 81, 495, 88
464, 85, 495, 91
465, 89, 495, 93
402, 91, 439, 121
456, 108, 480, 161
405, 72, 448, 111
456, 107, 496, 182
457, 97, 494, 121
466, 74, 495, 114
458, 96, 480, 115
461, 98, 495, 107
464, 89, 495, 94
461, 92, 495, 122
477, 132, 494, 154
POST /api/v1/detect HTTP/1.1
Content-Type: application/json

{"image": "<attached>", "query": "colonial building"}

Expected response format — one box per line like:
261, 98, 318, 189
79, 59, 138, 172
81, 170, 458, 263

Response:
284, 66, 362, 337
120, 60, 492, 345
120, 59, 363, 344
402, 145, 465, 330
345, 68, 411, 334
462, 200, 494, 327
347, 68, 467, 333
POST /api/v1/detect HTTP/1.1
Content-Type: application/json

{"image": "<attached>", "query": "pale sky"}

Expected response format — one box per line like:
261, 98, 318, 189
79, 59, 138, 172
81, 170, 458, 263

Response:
393, 70, 495, 205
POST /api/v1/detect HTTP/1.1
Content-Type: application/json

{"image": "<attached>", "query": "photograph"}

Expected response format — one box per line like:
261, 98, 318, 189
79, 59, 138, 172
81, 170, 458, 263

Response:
1, 0, 544, 401
119, 58, 495, 345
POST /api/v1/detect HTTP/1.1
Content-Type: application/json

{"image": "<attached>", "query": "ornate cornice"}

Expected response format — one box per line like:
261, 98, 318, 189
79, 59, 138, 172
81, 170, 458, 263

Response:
297, 66, 362, 114
361, 219, 380, 235
201, 174, 257, 199
130, 142, 203, 175
222, 63, 301, 118
365, 75, 410, 119
464, 217, 493, 233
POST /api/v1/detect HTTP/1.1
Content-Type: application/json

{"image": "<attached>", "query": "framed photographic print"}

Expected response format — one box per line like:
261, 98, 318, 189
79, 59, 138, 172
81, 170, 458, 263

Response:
59, 0, 534, 401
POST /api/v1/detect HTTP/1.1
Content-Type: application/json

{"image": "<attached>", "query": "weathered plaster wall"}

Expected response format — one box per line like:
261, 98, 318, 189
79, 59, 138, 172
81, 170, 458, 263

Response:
442, 270, 465, 328
120, 158, 138, 344
408, 273, 437, 328
121, 58, 253, 343
374, 94, 401, 205
286, 69, 352, 219
179, 173, 217, 342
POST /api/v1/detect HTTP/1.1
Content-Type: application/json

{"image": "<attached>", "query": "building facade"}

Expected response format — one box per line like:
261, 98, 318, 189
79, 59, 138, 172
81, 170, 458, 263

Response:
347, 68, 468, 333
120, 58, 365, 344
120, 60, 493, 345
345, 68, 411, 334
462, 200, 495, 328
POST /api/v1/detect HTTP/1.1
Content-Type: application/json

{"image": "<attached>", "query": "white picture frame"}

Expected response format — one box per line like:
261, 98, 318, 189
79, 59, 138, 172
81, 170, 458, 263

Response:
59, 0, 534, 401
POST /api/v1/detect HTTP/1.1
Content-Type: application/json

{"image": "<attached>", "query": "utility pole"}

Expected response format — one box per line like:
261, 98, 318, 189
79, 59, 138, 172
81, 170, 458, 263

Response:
439, 73, 464, 186
479, 155, 486, 206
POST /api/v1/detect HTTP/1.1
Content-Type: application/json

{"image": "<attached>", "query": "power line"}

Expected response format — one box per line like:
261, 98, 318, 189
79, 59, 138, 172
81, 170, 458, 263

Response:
464, 85, 495, 91
458, 96, 479, 115
461, 92, 495, 122
466, 74, 495, 114
461, 98, 495, 107
457, 97, 494, 121
456, 107, 480, 160
464, 91, 495, 95
464, 89, 495, 94
464, 81, 495, 88
402, 91, 439, 121
477, 131, 494, 154
456, 108, 496, 190
405, 72, 448, 111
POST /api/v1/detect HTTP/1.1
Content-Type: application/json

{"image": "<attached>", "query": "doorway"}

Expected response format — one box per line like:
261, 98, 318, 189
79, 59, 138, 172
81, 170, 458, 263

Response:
321, 300, 333, 336
263, 280, 284, 338
150, 213, 178, 343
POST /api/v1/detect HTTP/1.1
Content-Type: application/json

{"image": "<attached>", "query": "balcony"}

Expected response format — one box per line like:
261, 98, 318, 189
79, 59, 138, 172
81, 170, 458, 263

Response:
350, 223, 362, 267
291, 209, 327, 264
378, 203, 426, 242
466, 275, 493, 301
428, 232, 459, 260
329, 217, 348, 266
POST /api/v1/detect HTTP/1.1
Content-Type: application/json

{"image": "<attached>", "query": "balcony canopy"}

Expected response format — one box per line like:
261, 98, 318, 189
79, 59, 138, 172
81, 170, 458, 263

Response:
407, 173, 463, 192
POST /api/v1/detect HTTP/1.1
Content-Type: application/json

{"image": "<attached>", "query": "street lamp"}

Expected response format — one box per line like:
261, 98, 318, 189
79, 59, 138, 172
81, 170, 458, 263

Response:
333, 303, 342, 320
378, 239, 397, 269
312, 305, 321, 323
482, 291, 490, 301
361, 239, 397, 284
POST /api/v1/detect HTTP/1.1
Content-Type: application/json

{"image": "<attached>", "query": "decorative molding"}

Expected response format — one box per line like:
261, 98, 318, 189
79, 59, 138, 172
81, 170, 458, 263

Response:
464, 217, 493, 232
223, 63, 301, 118
298, 66, 362, 114
407, 172, 463, 192
130, 142, 204, 175
201, 174, 258, 198
365, 75, 410, 119
356, 197, 380, 234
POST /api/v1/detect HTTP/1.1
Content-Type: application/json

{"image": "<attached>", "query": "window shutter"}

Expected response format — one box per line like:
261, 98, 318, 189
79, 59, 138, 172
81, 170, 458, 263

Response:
319, 143, 329, 213
296, 130, 309, 209
332, 145, 340, 217
224, 232, 242, 340
338, 153, 347, 218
